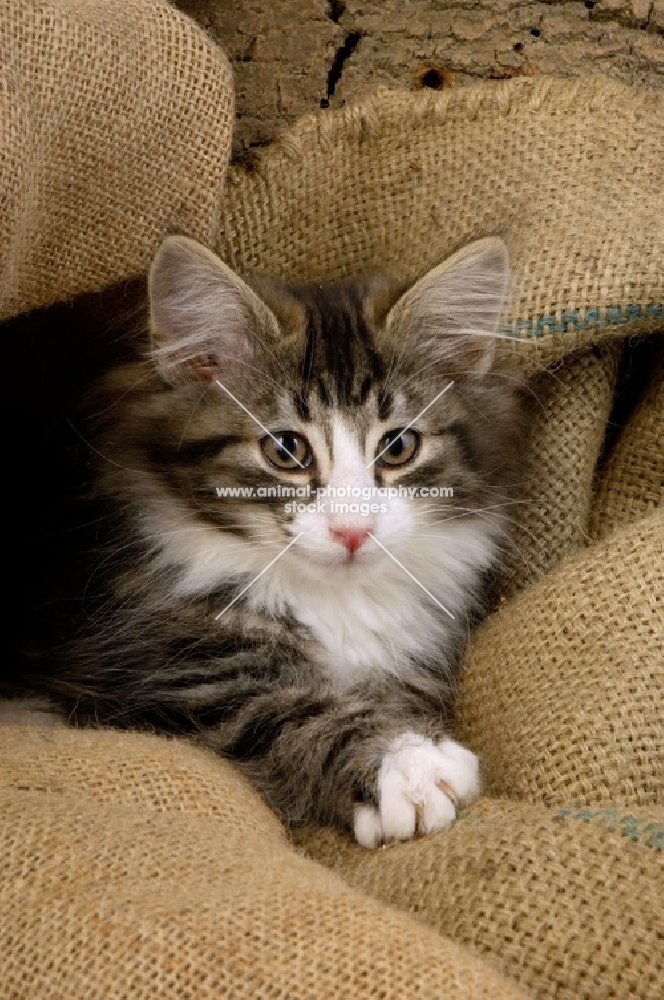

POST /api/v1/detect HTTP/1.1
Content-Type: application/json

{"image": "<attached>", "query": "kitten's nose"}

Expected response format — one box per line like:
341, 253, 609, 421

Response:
330, 528, 370, 554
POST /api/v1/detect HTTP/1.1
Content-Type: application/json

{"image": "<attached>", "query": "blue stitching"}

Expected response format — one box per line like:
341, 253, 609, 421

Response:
556, 808, 664, 850
507, 303, 663, 339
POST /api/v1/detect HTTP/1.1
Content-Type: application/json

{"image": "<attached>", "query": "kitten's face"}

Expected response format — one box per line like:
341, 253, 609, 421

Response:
132, 236, 522, 592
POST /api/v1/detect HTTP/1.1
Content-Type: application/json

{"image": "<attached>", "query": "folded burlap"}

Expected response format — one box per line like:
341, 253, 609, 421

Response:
590, 341, 664, 541
456, 508, 664, 809
493, 340, 623, 597
0, 726, 529, 1000
217, 76, 664, 364
294, 797, 664, 1000
0, 0, 233, 322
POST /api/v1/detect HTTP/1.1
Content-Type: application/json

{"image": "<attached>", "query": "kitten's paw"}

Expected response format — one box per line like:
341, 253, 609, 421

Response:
353, 734, 480, 849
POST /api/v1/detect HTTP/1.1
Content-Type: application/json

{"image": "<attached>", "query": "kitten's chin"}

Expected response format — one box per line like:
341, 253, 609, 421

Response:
295, 542, 382, 572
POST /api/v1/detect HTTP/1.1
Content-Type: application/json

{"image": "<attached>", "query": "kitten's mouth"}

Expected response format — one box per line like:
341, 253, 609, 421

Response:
299, 541, 379, 570
329, 527, 373, 559
333, 538, 381, 568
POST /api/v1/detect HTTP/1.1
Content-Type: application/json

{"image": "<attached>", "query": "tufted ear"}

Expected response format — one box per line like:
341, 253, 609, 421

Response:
387, 238, 509, 377
149, 236, 276, 384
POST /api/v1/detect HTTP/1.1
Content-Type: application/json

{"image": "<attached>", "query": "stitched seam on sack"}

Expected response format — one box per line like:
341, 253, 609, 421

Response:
508, 303, 663, 339
556, 808, 664, 850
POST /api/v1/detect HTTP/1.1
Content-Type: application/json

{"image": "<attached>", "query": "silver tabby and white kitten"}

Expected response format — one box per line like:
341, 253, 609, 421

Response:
12, 235, 526, 848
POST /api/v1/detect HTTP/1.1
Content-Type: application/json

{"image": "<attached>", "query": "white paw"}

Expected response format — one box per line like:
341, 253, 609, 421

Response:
353, 733, 480, 849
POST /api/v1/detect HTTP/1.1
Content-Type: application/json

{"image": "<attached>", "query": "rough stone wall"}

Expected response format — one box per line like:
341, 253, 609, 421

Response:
175, 1, 664, 157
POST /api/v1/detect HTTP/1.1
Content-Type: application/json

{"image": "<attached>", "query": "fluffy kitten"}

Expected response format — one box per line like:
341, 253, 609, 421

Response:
9, 235, 526, 848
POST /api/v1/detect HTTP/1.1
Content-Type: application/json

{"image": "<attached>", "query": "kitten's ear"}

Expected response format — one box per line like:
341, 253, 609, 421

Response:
387, 238, 509, 376
362, 275, 411, 328
149, 236, 275, 384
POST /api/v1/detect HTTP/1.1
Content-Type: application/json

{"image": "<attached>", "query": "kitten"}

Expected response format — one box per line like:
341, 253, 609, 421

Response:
8, 235, 526, 848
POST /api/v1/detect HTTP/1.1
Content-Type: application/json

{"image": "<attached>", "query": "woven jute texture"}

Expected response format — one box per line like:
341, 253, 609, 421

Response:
494, 341, 623, 599
293, 797, 664, 1000
0, 0, 234, 323
589, 342, 664, 542
216, 76, 664, 365
0, 727, 529, 1000
456, 508, 663, 809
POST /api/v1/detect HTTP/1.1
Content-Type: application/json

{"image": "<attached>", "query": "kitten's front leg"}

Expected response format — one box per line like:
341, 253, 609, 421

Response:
199, 682, 479, 848
353, 733, 479, 849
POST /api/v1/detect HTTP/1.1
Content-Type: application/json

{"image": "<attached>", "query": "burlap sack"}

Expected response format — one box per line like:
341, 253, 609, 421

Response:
0, 0, 234, 323
589, 341, 664, 541
494, 341, 623, 599
0, 726, 529, 1000
294, 797, 664, 1000
455, 508, 663, 808
298, 799, 664, 1000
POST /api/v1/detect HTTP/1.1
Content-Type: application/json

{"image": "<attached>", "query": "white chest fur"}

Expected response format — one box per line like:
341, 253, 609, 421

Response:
248, 519, 496, 690
151, 494, 496, 690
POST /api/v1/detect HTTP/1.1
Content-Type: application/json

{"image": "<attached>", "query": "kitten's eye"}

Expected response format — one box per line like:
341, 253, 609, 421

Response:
261, 432, 312, 471
376, 429, 420, 467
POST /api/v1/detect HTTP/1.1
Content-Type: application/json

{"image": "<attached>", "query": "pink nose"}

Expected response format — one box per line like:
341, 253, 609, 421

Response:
330, 528, 370, 554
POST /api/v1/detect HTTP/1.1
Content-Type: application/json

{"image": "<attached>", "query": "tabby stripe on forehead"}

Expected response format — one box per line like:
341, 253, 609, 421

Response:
317, 376, 330, 406
294, 323, 317, 418
301, 323, 316, 386
294, 389, 310, 420
355, 310, 386, 384
358, 375, 373, 405
377, 388, 393, 421
342, 310, 358, 403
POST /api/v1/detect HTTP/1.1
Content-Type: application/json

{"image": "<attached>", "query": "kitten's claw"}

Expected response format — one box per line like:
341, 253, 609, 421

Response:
353, 734, 480, 849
